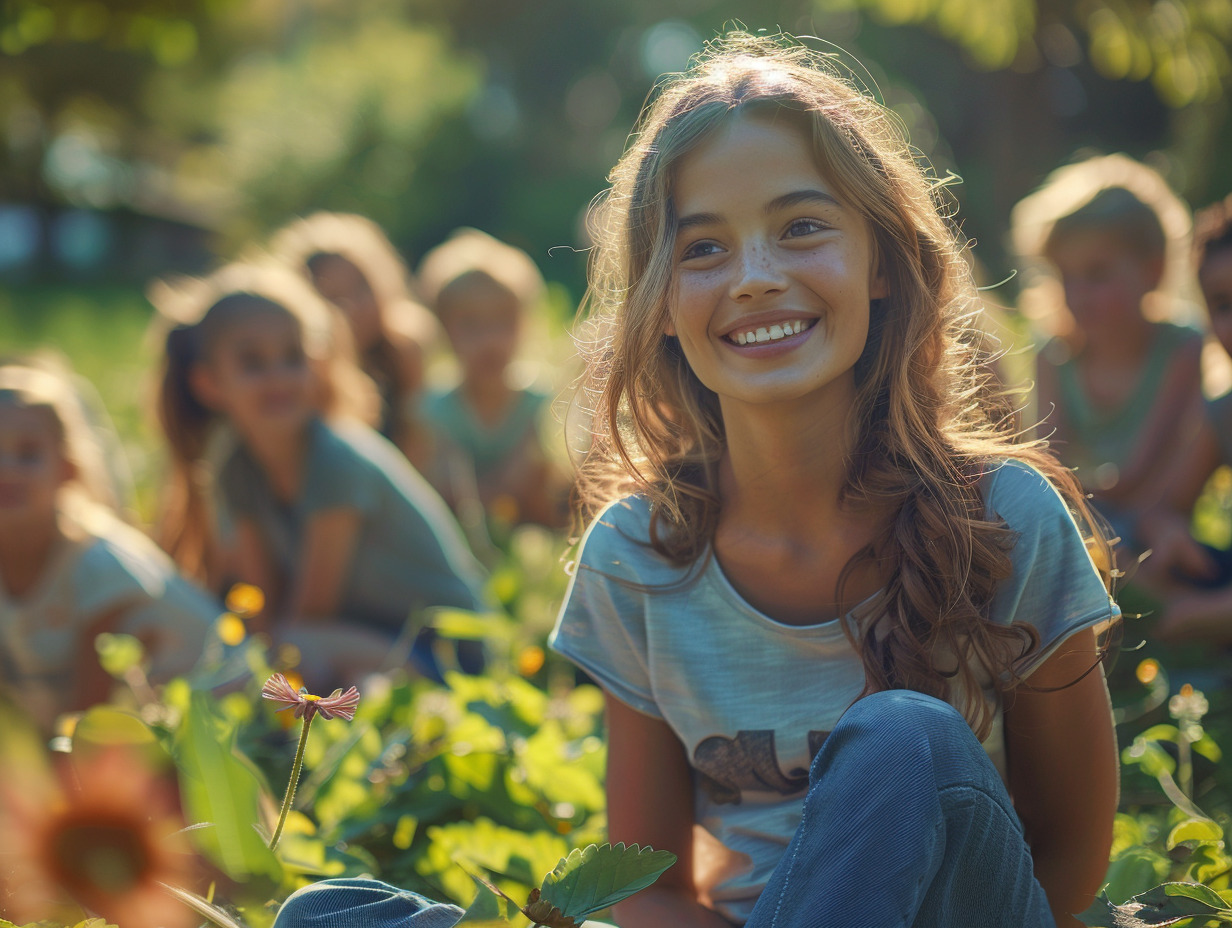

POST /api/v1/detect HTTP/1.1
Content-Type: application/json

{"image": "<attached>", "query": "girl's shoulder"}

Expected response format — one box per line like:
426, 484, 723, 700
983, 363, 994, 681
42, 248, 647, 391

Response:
981, 458, 1073, 530
69, 508, 206, 613
573, 496, 691, 588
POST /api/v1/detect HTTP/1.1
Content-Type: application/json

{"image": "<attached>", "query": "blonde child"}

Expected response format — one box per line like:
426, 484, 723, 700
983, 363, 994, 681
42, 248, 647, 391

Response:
417, 228, 569, 533
272, 212, 440, 467
273, 32, 1120, 928
152, 262, 487, 683
0, 357, 216, 731
1012, 156, 1206, 548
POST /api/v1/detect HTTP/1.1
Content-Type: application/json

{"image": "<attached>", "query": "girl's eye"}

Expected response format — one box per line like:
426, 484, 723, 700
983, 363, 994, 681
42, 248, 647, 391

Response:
785, 218, 826, 238
681, 240, 722, 261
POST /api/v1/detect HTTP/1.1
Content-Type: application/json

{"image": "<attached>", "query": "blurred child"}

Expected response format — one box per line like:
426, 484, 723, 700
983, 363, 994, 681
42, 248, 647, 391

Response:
151, 262, 488, 683
1134, 195, 1232, 642
1012, 155, 1205, 548
0, 357, 216, 731
416, 229, 569, 539
272, 212, 439, 467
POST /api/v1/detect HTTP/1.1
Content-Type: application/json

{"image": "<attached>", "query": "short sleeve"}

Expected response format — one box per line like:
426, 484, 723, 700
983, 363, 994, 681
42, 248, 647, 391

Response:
985, 460, 1119, 676
549, 501, 661, 718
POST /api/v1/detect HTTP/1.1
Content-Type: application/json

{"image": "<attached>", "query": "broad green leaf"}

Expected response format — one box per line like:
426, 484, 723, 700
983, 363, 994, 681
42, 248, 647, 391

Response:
1167, 818, 1223, 849
175, 690, 281, 880
457, 873, 512, 925
1159, 881, 1231, 909
538, 843, 677, 919
1103, 848, 1171, 905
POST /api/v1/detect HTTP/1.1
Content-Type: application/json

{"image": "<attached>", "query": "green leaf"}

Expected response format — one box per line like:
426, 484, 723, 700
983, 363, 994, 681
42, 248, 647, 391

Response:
1102, 882, 1232, 926
175, 690, 281, 880
1158, 881, 1231, 909
1167, 818, 1223, 849
538, 842, 677, 920
457, 873, 513, 925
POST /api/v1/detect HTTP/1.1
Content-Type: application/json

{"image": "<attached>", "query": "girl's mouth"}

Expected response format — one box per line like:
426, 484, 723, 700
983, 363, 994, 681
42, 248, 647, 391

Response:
724, 319, 816, 346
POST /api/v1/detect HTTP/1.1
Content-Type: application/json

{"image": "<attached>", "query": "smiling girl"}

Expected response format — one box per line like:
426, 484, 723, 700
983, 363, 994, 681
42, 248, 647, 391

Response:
548, 34, 1119, 928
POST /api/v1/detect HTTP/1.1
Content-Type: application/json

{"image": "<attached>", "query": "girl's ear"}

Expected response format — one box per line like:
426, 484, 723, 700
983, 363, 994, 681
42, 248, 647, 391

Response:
1143, 254, 1166, 292
870, 255, 889, 301
188, 362, 223, 411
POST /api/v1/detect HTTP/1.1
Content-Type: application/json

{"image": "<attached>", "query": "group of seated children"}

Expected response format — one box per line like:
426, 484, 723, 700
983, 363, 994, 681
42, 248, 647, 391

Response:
0, 217, 567, 728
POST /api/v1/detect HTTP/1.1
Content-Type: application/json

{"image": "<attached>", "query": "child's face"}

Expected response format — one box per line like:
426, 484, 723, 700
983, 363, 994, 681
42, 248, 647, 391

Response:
1200, 248, 1232, 357
194, 310, 315, 439
1047, 230, 1160, 335
310, 255, 382, 350
664, 112, 885, 410
0, 404, 72, 527
440, 281, 522, 381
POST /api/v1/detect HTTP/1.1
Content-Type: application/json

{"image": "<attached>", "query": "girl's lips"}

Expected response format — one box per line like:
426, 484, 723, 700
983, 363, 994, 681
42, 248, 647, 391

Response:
722, 317, 818, 346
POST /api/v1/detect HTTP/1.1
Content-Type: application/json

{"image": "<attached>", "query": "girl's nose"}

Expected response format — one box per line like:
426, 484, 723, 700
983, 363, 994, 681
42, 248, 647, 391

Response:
729, 243, 787, 301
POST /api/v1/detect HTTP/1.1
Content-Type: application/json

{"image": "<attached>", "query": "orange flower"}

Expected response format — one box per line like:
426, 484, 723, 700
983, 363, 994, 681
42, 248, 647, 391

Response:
0, 747, 199, 928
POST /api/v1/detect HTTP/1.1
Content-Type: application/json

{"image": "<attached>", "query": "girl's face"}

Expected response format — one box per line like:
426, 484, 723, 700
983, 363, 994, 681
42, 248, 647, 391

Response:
1047, 230, 1160, 336
0, 404, 72, 528
1201, 248, 1232, 358
440, 280, 522, 383
194, 310, 315, 439
310, 255, 382, 349
665, 112, 886, 411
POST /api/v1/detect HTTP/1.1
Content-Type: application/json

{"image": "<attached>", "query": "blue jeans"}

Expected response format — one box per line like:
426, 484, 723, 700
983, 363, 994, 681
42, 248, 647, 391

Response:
273, 691, 1055, 928
745, 690, 1055, 928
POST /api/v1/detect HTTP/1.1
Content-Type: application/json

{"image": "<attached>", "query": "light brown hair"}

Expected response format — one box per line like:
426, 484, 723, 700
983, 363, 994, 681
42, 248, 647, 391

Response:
571, 32, 1113, 737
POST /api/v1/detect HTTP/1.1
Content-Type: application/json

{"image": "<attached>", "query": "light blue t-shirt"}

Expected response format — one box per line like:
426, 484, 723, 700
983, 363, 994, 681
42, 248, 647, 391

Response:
550, 459, 1118, 925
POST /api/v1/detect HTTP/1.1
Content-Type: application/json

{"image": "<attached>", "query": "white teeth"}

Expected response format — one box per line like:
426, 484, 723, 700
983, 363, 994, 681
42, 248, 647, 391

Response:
730, 320, 811, 345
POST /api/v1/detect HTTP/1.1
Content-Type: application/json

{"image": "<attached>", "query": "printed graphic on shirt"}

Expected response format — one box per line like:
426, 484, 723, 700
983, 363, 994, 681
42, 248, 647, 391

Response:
693, 729, 830, 804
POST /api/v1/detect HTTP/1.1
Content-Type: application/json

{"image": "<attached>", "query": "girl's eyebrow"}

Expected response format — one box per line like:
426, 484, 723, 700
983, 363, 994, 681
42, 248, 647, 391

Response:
675, 189, 842, 232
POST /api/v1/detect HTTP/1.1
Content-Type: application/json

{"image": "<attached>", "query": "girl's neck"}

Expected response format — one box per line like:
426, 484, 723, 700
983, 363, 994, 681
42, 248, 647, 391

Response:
461, 375, 515, 427
240, 420, 313, 503
1075, 314, 1155, 365
0, 510, 68, 598
718, 392, 855, 528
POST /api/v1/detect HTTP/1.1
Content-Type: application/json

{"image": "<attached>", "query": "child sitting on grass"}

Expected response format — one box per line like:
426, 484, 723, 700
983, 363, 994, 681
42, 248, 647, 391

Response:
0, 356, 216, 731
151, 262, 488, 684
417, 228, 569, 540
1012, 155, 1206, 551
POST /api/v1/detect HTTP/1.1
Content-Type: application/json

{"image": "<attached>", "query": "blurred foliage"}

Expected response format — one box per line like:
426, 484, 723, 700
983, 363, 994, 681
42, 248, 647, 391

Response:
1, 0, 1230, 299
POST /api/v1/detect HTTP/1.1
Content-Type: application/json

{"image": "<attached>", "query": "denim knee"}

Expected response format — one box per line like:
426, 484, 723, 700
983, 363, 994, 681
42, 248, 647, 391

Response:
272, 878, 464, 928
813, 690, 1006, 800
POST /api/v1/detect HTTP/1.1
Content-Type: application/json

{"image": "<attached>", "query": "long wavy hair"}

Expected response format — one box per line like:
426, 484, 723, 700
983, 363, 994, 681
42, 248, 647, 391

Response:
571, 32, 1113, 738
149, 261, 377, 582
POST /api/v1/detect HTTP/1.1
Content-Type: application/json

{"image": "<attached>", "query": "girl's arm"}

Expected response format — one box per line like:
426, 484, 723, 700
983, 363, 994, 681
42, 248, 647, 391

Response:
1004, 626, 1118, 928
289, 507, 362, 620
70, 601, 136, 711
605, 694, 731, 928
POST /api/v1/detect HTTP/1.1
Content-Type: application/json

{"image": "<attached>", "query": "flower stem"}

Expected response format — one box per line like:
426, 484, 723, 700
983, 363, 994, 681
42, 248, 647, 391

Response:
270, 714, 314, 850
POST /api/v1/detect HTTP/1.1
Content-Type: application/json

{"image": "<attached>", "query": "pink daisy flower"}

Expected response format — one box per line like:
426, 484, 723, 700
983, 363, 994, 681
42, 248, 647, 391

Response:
261, 673, 360, 722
